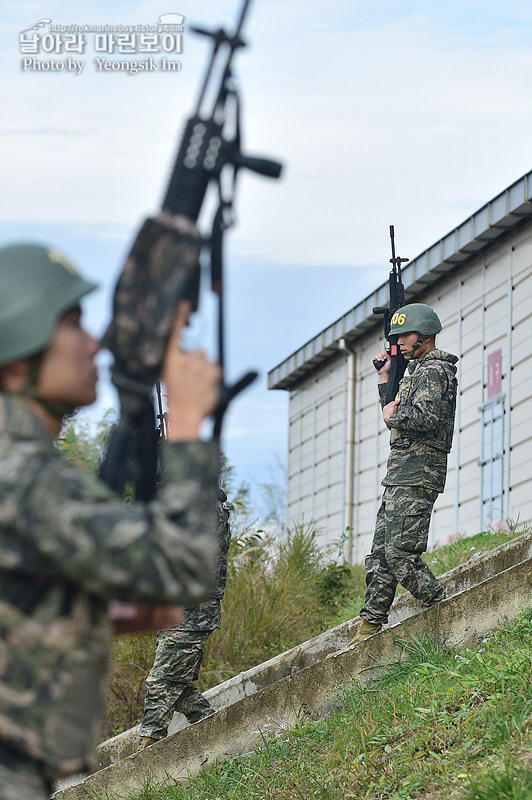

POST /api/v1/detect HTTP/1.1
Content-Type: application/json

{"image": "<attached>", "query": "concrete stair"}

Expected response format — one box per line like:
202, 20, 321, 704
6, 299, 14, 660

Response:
54, 531, 532, 799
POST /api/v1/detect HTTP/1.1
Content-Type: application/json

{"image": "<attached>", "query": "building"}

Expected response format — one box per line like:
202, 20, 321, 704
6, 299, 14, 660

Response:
268, 170, 532, 563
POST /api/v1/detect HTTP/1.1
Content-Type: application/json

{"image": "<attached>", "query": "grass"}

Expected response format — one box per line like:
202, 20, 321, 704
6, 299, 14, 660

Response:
59, 414, 529, 742
103, 525, 528, 738
423, 527, 524, 574
103, 522, 364, 738
332, 525, 526, 624
98, 607, 532, 799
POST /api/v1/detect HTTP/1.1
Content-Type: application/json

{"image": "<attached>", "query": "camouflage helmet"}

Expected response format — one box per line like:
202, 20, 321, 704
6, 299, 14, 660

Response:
0, 243, 97, 367
388, 303, 442, 337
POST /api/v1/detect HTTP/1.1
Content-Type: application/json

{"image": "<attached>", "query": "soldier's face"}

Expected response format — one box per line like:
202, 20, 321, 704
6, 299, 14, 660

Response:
37, 306, 99, 408
398, 332, 432, 359
398, 331, 419, 359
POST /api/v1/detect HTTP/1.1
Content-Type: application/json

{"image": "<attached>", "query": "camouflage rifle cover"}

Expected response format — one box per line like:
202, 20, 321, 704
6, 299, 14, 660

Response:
102, 213, 201, 390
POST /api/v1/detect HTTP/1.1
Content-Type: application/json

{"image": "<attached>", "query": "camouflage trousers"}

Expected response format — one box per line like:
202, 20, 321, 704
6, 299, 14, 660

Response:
360, 485, 445, 625
139, 629, 214, 740
0, 741, 52, 800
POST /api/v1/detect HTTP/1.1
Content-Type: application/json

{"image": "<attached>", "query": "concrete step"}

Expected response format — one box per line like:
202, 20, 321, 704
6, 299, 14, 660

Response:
54, 531, 532, 799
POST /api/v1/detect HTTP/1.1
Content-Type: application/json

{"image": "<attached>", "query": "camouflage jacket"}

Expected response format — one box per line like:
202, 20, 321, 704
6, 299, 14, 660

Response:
0, 394, 218, 777
179, 488, 232, 631
380, 349, 458, 492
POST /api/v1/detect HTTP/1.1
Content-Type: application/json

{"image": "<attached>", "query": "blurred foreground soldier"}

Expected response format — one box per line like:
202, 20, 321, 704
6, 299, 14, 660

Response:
0, 221, 221, 799
351, 303, 458, 645
138, 489, 232, 750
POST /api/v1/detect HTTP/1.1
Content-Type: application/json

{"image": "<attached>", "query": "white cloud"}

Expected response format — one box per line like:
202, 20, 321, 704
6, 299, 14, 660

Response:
2, 0, 531, 269
6, 0, 530, 507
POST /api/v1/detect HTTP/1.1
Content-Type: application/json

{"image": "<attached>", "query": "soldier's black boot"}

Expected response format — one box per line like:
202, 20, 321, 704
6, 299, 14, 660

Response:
423, 588, 446, 609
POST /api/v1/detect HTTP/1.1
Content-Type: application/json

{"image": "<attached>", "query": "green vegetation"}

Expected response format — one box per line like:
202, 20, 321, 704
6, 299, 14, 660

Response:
99, 608, 532, 799
332, 526, 526, 626
103, 520, 366, 738
103, 522, 527, 739
423, 527, 524, 575
58, 413, 531, 800
56, 410, 115, 474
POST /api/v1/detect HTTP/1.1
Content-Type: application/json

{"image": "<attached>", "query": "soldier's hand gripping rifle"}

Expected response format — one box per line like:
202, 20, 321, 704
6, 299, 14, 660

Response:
100, 0, 282, 499
372, 225, 409, 404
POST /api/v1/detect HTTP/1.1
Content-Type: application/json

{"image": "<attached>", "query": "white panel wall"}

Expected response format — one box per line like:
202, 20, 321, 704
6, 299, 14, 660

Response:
508, 241, 532, 525
287, 358, 348, 551
285, 225, 532, 562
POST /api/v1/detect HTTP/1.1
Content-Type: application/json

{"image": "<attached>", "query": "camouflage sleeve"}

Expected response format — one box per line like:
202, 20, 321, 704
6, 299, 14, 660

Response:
378, 383, 388, 409
387, 364, 447, 433
15, 439, 219, 607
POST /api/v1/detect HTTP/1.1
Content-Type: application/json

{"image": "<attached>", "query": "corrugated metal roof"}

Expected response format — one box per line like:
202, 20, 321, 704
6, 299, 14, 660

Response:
268, 170, 532, 391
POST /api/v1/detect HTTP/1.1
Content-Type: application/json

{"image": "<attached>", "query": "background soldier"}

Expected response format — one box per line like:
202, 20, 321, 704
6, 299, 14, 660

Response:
353, 303, 458, 643
138, 489, 232, 749
0, 221, 220, 800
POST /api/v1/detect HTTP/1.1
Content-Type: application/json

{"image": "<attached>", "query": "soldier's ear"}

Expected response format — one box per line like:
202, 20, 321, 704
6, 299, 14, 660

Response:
0, 359, 31, 392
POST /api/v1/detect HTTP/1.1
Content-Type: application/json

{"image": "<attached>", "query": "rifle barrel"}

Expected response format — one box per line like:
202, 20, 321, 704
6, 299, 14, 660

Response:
235, 0, 254, 37
389, 224, 396, 268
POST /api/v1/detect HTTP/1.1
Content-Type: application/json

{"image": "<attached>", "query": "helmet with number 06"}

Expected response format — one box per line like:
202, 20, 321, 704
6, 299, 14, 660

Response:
388, 303, 442, 337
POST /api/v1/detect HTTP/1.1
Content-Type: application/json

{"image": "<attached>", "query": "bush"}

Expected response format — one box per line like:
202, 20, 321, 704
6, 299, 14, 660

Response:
103, 521, 364, 737
314, 562, 357, 616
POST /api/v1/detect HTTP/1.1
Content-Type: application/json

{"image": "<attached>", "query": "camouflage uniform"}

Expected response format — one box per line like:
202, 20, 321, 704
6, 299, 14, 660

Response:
139, 491, 231, 739
361, 349, 458, 625
0, 740, 52, 800
0, 394, 218, 796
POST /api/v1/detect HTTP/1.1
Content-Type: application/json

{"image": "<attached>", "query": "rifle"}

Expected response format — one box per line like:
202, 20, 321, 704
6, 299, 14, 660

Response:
372, 225, 409, 404
100, 0, 282, 498
155, 381, 167, 441
161, 0, 282, 437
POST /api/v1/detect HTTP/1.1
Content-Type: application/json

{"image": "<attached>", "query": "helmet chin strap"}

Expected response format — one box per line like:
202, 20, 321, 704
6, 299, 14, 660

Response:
403, 333, 426, 359
18, 353, 76, 420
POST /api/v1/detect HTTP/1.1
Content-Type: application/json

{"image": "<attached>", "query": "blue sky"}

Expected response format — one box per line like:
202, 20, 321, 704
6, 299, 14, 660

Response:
1, 1, 531, 512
